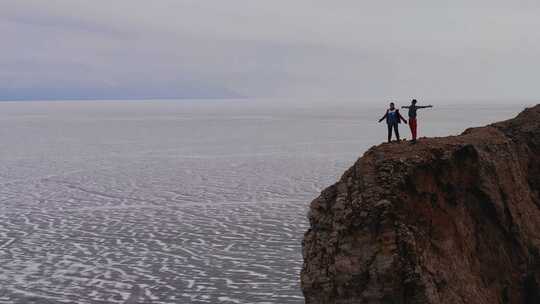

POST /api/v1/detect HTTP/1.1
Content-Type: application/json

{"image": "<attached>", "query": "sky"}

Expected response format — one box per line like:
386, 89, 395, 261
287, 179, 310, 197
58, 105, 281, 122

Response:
1, 1, 539, 101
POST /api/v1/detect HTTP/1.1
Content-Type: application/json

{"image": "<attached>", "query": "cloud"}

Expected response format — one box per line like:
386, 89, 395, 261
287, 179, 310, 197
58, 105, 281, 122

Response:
1, 1, 540, 100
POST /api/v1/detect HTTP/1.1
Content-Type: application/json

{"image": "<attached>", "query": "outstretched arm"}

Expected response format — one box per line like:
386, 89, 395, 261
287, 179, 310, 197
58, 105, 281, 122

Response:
378, 111, 388, 123
398, 110, 407, 124
401, 106, 410, 109
417, 105, 433, 109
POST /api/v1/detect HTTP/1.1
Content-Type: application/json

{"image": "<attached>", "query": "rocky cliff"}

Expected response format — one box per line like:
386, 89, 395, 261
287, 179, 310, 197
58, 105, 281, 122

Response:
301, 105, 540, 304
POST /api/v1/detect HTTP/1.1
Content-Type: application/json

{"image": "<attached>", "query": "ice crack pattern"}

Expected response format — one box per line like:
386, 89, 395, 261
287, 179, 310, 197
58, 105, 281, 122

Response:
0, 197, 307, 303
0, 101, 521, 303
0, 101, 367, 303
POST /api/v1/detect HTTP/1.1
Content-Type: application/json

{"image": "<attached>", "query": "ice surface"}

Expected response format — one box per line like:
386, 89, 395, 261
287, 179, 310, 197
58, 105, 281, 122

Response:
0, 100, 526, 303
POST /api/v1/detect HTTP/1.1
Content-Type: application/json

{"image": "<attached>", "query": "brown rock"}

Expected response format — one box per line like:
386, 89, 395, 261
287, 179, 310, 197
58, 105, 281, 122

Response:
301, 105, 540, 304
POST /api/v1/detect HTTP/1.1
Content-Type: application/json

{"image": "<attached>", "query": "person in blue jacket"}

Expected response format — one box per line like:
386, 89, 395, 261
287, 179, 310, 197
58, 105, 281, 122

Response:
378, 102, 408, 143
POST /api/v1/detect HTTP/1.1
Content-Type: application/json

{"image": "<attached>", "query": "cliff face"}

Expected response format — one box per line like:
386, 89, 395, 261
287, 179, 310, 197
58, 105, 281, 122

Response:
302, 105, 540, 304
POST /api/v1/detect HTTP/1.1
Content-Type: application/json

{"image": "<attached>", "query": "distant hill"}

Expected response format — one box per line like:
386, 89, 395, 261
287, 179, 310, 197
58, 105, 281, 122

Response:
0, 85, 243, 101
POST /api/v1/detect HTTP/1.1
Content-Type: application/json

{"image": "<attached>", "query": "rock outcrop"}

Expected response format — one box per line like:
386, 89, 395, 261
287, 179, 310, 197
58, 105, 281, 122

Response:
301, 105, 540, 304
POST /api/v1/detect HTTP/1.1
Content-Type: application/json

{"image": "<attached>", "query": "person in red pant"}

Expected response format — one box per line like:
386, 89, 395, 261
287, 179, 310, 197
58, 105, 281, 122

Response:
402, 99, 433, 143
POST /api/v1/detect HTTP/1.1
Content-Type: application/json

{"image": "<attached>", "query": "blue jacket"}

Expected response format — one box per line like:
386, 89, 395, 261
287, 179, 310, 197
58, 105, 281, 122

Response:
380, 109, 407, 124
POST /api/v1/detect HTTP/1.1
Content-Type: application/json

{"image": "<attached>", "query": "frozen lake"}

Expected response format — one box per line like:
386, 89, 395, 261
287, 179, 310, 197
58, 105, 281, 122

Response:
0, 100, 527, 303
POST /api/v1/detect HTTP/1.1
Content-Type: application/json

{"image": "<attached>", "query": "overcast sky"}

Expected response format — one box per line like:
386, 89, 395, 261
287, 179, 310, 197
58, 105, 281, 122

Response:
1, 1, 539, 100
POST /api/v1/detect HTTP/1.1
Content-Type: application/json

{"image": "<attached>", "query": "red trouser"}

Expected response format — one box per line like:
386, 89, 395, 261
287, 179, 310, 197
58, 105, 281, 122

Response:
409, 118, 417, 140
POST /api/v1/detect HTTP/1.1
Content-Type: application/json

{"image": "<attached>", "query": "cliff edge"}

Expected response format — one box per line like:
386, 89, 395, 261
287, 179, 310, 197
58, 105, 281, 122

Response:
302, 105, 540, 304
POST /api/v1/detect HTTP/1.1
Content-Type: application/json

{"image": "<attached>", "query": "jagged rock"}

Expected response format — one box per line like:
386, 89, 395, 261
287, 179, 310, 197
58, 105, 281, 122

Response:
301, 105, 540, 304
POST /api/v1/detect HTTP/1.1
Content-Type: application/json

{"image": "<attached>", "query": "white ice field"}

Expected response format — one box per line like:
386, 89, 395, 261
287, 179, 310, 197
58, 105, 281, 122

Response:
0, 100, 526, 303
